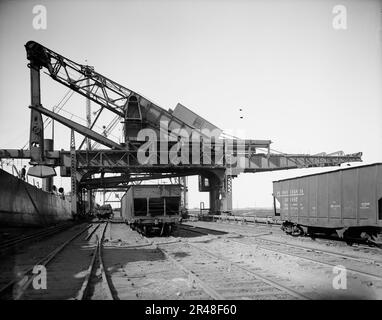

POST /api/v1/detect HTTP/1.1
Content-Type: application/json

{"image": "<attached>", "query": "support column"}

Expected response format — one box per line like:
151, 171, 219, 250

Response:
199, 170, 226, 215
42, 139, 53, 192
208, 172, 225, 215
86, 190, 93, 214
85, 74, 92, 214
70, 130, 78, 217
209, 183, 219, 214
86, 75, 92, 151
29, 66, 44, 163
220, 173, 233, 213
181, 176, 188, 210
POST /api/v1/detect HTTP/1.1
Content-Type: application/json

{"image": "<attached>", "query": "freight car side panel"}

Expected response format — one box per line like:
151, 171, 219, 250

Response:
273, 183, 284, 217
273, 163, 382, 229
378, 166, 382, 221
289, 179, 299, 221
358, 165, 377, 226
298, 177, 309, 225
342, 169, 357, 225
121, 188, 134, 222
132, 185, 181, 198
328, 171, 341, 222
317, 174, 328, 221
121, 185, 181, 222
308, 175, 318, 224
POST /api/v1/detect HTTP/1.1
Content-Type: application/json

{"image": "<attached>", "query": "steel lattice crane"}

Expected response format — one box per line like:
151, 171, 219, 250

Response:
0, 41, 363, 215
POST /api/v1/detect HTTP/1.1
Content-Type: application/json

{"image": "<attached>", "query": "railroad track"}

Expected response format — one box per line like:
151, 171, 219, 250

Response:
179, 224, 271, 239
156, 241, 310, 300
0, 223, 94, 299
189, 219, 382, 248
180, 225, 382, 282
239, 237, 382, 265
76, 221, 117, 300
183, 221, 276, 238
187, 214, 282, 226
183, 222, 381, 258
232, 237, 382, 281
181, 224, 382, 264
0, 223, 115, 300
0, 222, 75, 253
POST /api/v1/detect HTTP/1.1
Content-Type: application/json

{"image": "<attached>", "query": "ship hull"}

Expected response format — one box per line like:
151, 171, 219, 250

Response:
0, 169, 72, 227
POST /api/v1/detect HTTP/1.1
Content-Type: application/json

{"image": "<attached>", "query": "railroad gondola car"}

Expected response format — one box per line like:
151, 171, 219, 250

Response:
120, 184, 182, 236
95, 204, 113, 220
273, 163, 382, 244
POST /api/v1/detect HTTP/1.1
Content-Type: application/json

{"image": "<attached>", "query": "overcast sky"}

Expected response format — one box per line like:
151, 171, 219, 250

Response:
0, 0, 381, 208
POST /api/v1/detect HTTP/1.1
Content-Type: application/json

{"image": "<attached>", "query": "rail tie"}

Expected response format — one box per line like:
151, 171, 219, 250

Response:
0, 224, 94, 300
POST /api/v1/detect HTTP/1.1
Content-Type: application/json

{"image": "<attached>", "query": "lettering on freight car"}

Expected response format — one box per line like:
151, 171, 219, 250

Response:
278, 189, 304, 197
291, 197, 298, 202
360, 202, 370, 209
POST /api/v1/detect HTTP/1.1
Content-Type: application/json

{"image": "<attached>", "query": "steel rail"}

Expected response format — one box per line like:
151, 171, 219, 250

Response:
185, 242, 310, 300
241, 237, 382, 265
84, 223, 100, 241
193, 218, 381, 248
183, 223, 381, 264
75, 234, 99, 300
76, 222, 113, 300
0, 224, 94, 300
158, 247, 225, 300
179, 224, 382, 287
179, 224, 271, 238
157, 241, 309, 300
0, 222, 75, 252
98, 222, 116, 300
229, 238, 382, 282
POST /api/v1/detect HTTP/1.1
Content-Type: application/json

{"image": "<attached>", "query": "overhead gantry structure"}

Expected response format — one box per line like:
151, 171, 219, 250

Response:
0, 41, 363, 215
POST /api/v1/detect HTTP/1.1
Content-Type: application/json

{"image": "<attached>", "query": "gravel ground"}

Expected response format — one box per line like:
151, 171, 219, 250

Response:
2, 220, 381, 300
182, 221, 382, 299
0, 223, 95, 299
185, 221, 382, 263
103, 223, 209, 299
0, 227, 44, 242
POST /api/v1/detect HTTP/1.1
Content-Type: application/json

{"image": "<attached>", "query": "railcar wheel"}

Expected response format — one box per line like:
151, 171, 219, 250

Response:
291, 225, 304, 237
159, 224, 165, 237
167, 225, 172, 236
345, 239, 354, 246
162, 225, 170, 237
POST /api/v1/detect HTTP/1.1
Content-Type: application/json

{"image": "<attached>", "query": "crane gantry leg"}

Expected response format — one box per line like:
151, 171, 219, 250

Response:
70, 130, 78, 217
221, 173, 233, 213
29, 64, 44, 163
